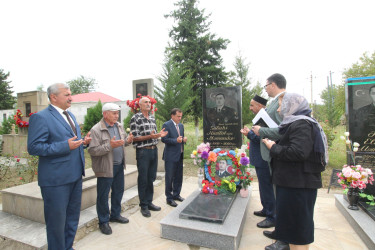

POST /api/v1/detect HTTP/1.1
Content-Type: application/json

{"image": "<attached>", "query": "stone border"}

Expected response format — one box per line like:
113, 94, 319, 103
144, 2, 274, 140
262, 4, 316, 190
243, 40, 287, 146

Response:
335, 194, 375, 249
161, 187, 251, 250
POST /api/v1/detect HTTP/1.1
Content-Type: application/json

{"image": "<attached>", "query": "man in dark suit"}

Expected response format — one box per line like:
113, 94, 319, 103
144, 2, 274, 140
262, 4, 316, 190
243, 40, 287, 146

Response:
241, 95, 276, 230
161, 108, 187, 207
28, 83, 91, 250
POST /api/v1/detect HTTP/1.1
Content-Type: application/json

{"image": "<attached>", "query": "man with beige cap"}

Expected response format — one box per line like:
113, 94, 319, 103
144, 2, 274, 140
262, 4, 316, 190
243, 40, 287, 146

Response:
88, 103, 133, 235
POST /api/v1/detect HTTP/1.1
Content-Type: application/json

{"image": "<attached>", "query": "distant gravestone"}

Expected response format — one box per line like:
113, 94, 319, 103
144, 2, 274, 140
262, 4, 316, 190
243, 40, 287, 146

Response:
132, 78, 154, 99
346, 76, 375, 199
203, 86, 242, 149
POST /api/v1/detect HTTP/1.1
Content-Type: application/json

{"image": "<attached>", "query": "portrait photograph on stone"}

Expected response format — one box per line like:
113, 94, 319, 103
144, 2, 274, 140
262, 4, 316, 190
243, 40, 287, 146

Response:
203, 86, 242, 149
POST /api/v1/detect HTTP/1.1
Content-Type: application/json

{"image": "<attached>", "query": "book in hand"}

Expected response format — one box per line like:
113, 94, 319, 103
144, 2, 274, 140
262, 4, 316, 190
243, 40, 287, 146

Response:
252, 108, 278, 128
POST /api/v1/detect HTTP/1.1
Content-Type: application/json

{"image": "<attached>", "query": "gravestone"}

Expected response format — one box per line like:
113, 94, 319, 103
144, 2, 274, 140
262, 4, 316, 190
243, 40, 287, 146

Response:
346, 76, 375, 217
203, 86, 242, 149
179, 191, 237, 224
132, 78, 154, 99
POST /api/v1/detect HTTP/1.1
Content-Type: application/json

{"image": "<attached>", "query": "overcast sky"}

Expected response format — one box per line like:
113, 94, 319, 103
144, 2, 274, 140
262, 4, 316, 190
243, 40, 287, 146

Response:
1, 0, 374, 104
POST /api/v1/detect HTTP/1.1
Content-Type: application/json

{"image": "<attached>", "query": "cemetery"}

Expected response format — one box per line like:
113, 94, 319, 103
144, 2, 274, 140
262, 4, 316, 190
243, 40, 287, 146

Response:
0, 79, 373, 250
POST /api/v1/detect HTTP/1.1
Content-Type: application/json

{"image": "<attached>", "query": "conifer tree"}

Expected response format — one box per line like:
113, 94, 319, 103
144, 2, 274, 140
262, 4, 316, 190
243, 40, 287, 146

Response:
165, 0, 229, 132
0, 69, 16, 109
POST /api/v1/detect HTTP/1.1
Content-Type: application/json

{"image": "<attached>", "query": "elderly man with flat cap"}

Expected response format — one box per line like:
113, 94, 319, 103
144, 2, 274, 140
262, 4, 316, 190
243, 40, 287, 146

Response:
241, 95, 276, 229
88, 103, 133, 235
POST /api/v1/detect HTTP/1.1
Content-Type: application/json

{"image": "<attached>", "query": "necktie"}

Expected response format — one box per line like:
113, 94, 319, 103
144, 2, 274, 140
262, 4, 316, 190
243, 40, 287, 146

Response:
176, 124, 183, 153
63, 111, 77, 136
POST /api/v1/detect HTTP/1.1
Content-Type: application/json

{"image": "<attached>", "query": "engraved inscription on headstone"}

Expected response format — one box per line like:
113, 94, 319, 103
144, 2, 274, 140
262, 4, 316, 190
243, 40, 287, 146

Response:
203, 86, 242, 149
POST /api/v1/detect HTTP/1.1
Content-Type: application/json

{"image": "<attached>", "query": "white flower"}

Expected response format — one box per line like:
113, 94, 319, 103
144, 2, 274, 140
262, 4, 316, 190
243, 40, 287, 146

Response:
340, 136, 345, 140
344, 132, 350, 136
353, 147, 358, 152
346, 140, 351, 145
353, 142, 360, 147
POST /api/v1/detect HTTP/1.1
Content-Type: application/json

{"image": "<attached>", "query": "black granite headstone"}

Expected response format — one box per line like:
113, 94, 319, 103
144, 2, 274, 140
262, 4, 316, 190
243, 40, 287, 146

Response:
203, 86, 242, 149
179, 191, 237, 224
346, 77, 375, 210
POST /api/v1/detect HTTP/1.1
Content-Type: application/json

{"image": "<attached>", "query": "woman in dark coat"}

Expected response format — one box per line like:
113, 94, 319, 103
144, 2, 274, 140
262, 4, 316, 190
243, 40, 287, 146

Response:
262, 92, 327, 250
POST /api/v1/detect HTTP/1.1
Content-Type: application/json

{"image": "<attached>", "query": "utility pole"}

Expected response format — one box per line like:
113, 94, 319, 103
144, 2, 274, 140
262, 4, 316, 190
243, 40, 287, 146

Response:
310, 72, 314, 117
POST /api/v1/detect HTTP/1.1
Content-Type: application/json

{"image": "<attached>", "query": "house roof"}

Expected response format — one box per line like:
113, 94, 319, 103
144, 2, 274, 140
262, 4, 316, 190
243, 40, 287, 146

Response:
71, 92, 121, 103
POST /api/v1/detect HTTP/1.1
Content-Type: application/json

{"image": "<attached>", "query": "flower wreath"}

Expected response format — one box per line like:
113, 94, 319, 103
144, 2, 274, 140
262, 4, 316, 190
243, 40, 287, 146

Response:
126, 93, 157, 114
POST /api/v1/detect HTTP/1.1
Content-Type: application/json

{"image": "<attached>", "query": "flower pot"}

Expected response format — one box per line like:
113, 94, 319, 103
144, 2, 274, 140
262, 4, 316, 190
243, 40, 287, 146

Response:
347, 187, 360, 210
240, 188, 249, 198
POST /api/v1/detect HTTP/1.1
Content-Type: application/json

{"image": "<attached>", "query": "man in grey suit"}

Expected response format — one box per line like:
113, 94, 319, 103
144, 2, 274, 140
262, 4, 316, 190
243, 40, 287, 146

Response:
252, 73, 289, 250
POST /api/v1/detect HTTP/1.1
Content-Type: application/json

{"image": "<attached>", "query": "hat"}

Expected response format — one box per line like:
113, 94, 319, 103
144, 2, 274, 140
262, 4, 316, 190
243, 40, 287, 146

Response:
252, 95, 267, 106
102, 103, 121, 112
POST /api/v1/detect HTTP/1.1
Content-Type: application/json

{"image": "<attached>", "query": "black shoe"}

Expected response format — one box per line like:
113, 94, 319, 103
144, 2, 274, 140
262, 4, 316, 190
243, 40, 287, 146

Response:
257, 218, 275, 228
110, 215, 129, 224
254, 210, 267, 217
148, 203, 161, 211
265, 240, 290, 250
173, 196, 185, 202
167, 200, 178, 207
141, 207, 151, 217
99, 223, 112, 235
263, 230, 276, 240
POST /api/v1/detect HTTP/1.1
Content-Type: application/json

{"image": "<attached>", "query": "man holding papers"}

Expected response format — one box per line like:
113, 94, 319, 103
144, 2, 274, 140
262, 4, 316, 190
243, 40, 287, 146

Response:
252, 73, 288, 250
241, 95, 276, 230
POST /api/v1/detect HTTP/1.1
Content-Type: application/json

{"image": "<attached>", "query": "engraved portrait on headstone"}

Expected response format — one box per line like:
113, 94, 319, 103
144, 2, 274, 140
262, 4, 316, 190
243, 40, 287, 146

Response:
136, 83, 148, 97
203, 86, 242, 149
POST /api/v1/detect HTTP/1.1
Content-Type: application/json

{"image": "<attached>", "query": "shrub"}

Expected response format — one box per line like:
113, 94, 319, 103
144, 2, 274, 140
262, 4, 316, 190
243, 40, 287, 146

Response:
83, 101, 103, 133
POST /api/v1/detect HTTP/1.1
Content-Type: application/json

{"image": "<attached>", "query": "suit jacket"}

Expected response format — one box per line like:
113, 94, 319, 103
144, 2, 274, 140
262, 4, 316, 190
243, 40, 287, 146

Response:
259, 96, 283, 162
28, 105, 85, 187
161, 119, 184, 162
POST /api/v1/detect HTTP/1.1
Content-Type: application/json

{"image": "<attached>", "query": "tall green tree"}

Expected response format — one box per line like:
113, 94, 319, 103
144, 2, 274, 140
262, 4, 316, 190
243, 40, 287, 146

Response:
165, 0, 230, 133
343, 51, 375, 78
0, 69, 16, 109
228, 53, 264, 125
320, 84, 345, 127
155, 55, 194, 122
67, 75, 98, 95
83, 100, 102, 133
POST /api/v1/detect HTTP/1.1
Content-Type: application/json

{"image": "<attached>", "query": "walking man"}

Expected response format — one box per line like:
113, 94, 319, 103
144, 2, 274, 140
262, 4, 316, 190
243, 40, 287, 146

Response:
88, 103, 133, 235
28, 83, 91, 250
130, 97, 168, 217
161, 108, 187, 207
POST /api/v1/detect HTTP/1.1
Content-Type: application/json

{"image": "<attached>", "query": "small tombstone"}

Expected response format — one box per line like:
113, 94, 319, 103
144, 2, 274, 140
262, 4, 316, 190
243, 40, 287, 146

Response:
132, 79, 154, 99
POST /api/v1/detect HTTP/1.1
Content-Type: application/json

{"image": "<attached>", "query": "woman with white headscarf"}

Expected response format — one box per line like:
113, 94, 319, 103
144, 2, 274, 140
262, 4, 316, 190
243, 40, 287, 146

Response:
262, 92, 328, 250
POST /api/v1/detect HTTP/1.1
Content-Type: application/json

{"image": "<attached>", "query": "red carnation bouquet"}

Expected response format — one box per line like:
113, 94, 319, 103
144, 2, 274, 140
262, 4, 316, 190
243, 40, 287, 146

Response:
126, 93, 157, 114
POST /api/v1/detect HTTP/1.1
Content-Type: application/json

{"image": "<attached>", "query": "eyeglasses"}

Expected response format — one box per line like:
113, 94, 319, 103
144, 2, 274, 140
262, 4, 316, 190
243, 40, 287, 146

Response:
263, 83, 272, 89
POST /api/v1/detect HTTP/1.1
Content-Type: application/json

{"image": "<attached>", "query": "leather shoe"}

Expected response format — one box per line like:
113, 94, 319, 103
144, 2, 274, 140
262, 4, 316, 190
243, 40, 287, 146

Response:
265, 240, 290, 250
173, 196, 185, 202
148, 203, 161, 211
141, 207, 151, 217
110, 215, 129, 224
263, 230, 276, 240
167, 200, 178, 207
99, 223, 112, 235
257, 218, 275, 228
253, 210, 267, 217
